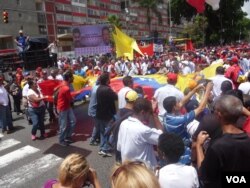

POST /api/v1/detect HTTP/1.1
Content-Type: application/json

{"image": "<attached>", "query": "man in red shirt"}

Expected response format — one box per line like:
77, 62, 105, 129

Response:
57, 71, 76, 146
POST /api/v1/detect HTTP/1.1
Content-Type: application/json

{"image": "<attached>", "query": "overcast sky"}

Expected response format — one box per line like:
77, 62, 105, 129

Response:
242, 1, 250, 18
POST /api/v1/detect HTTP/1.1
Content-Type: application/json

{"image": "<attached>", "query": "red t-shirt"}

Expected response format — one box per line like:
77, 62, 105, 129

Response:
57, 82, 72, 112
243, 116, 250, 133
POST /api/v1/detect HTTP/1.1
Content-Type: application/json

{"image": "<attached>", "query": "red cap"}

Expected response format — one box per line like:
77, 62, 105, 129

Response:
167, 72, 178, 82
231, 56, 238, 63
16, 68, 22, 72
36, 67, 42, 72
64, 64, 70, 69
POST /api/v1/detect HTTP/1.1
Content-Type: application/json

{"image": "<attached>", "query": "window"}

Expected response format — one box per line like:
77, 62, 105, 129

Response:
16, 0, 21, 6
57, 27, 71, 34
37, 13, 46, 24
73, 16, 86, 23
72, 0, 85, 3
87, 8, 99, 16
56, 14, 64, 21
72, 0, 86, 7
35, 2, 44, 11
64, 15, 72, 22
56, 4, 72, 12
38, 25, 47, 35
72, 5, 87, 14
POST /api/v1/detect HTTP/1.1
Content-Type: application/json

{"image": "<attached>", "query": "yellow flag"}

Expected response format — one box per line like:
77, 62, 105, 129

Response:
113, 26, 144, 60
202, 62, 223, 79
113, 33, 133, 60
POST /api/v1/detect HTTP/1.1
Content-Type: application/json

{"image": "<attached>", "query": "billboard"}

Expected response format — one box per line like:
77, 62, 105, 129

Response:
72, 24, 111, 56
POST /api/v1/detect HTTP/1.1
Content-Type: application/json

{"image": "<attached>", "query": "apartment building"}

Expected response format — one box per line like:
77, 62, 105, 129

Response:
0, 0, 177, 51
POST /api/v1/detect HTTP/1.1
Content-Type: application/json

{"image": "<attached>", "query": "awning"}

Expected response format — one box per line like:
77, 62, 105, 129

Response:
0, 35, 12, 39
57, 33, 72, 39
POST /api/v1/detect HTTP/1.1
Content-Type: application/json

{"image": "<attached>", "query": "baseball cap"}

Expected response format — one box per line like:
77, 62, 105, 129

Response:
231, 56, 239, 63
125, 90, 138, 102
167, 72, 178, 82
16, 67, 22, 72
19, 30, 23, 33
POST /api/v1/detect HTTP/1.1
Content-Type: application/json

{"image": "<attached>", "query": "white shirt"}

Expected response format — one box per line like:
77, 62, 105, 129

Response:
22, 83, 29, 97
0, 85, 9, 106
154, 84, 184, 116
118, 86, 132, 109
56, 74, 64, 81
238, 82, 250, 94
182, 66, 192, 75
48, 43, 58, 54
27, 89, 44, 107
57, 60, 64, 69
159, 163, 199, 188
211, 74, 232, 97
125, 66, 138, 76
117, 117, 163, 169
141, 62, 148, 75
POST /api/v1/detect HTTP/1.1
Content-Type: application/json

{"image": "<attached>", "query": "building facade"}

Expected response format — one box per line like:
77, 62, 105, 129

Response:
0, 0, 179, 52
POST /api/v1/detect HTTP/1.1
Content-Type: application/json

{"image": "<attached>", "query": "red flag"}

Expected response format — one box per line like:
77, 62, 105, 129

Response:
185, 39, 195, 51
138, 43, 154, 56
186, 0, 205, 13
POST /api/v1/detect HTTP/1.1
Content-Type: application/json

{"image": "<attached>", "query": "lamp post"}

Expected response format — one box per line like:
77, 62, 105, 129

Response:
168, 0, 172, 38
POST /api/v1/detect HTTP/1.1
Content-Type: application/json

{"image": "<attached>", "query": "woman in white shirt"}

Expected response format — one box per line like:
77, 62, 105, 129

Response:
27, 80, 47, 140
158, 133, 199, 188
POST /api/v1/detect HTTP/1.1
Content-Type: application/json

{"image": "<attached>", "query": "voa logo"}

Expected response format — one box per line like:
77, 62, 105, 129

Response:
226, 176, 247, 183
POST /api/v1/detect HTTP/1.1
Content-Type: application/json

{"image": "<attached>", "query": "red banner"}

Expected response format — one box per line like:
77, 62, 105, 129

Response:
138, 43, 154, 56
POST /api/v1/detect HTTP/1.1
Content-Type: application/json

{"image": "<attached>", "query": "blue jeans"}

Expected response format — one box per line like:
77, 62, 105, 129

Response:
0, 105, 13, 130
28, 106, 46, 136
96, 119, 112, 152
90, 117, 100, 142
58, 108, 76, 143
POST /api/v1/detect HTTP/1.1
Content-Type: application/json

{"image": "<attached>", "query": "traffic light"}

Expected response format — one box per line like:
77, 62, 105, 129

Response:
2, 10, 8, 23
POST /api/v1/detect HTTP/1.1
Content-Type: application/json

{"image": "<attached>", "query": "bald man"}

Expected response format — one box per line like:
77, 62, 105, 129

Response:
197, 95, 250, 187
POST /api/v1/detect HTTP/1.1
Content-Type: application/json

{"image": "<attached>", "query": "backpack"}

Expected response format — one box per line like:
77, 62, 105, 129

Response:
105, 109, 134, 150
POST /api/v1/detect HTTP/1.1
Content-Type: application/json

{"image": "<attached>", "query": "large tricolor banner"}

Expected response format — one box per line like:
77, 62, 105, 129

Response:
38, 61, 222, 102
73, 24, 111, 56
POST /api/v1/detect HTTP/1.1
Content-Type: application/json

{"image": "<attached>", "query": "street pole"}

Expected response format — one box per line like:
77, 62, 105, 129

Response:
169, 0, 172, 38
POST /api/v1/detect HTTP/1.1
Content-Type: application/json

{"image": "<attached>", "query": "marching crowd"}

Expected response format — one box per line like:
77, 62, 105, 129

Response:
1, 43, 250, 187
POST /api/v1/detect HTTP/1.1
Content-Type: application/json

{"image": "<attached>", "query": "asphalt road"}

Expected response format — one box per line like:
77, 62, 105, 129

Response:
0, 101, 115, 188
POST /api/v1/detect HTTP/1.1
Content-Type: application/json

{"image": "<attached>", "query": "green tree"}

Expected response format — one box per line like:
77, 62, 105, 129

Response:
181, 15, 208, 47
107, 15, 122, 29
171, 0, 250, 44
134, 0, 163, 31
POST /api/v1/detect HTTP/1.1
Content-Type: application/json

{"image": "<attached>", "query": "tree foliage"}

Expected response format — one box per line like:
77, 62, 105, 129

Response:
171, 0, 250, 44
107, 15, 122, 29
181, 15, 208, 47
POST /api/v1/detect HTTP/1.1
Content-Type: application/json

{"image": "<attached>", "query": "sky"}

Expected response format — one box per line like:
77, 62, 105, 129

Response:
242, 1, 250, 18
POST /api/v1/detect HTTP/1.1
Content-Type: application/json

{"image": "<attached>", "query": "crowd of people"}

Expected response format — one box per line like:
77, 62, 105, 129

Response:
1, 43, 250, 187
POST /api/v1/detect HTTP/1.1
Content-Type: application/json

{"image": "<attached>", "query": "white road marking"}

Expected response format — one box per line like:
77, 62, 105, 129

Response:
0, 154, 62, 187
0, 145, 39, 169
0, 139, 21, 152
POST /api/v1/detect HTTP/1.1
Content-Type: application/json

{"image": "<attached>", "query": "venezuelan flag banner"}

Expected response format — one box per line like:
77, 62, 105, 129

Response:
201, 62, 223, 78
38, 75, 92, 102
38, 62, 221, 103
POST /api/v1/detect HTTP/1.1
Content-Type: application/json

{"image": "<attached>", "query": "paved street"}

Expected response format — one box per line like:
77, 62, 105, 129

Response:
0, 102, 114, 188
